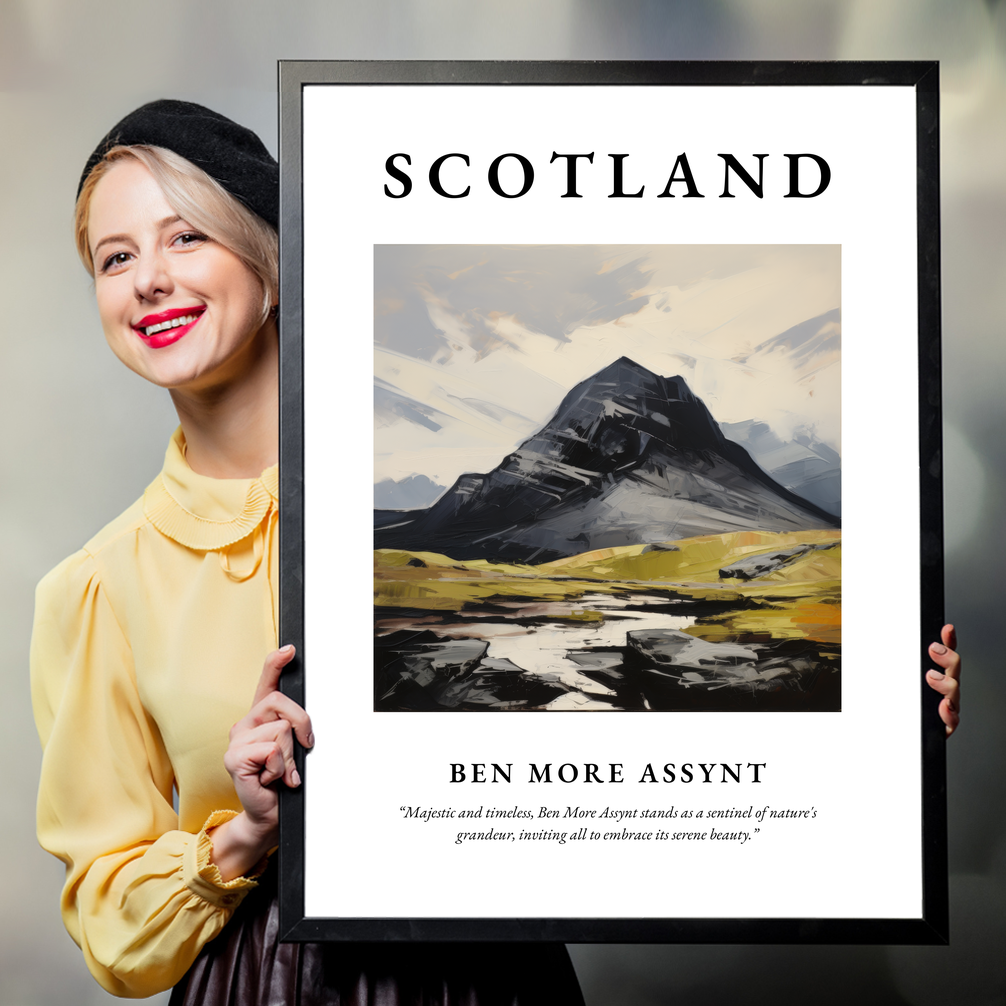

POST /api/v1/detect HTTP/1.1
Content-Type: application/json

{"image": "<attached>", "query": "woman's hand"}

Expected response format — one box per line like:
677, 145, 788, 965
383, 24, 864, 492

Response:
209, 645, 314, 881
926, 624, 961, 738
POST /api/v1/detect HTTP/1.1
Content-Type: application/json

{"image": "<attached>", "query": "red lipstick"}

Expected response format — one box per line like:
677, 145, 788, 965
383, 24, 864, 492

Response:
133, 306, 205, 349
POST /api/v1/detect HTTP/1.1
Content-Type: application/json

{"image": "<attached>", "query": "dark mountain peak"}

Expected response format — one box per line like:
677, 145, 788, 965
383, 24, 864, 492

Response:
541, 358, 717, 462
375, 358, 839, 563
593, 355, 654, 381
578, 356, 693, 403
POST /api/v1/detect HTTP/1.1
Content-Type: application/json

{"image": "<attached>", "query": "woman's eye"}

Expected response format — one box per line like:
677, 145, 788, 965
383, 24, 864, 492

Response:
173, 231, 208, 248
101, 251, 132, 273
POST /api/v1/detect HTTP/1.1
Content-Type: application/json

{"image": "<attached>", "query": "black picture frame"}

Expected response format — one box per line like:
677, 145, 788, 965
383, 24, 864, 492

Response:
277, 60, 945, 944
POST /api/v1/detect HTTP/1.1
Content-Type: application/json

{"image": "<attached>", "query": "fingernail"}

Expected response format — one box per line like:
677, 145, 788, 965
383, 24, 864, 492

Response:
292, 768, 301, 787
928, 670, 944, 679
280, 644, 295, 654
307, 732, 315, 748
931, 643, 947, 654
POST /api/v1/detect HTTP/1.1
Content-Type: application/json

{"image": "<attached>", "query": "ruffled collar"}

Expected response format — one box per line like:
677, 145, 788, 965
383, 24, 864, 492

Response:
143, 428, 278, 551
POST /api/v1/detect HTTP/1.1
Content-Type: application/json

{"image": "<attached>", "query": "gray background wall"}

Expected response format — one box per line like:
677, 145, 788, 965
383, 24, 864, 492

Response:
1, 2, 1003, 1003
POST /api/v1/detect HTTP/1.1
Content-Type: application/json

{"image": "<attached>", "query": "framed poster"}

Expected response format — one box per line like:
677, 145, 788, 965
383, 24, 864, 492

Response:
277, 61, 946, 943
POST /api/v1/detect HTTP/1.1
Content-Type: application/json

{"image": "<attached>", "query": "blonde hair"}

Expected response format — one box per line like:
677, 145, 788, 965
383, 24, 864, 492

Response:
75, 145, 278, 323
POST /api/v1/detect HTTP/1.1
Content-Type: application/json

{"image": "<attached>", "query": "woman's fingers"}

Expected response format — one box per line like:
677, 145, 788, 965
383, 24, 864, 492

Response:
218, 647, 308, 847
223, 645, 311, 812
232, 689, 314, 750
928, 635, 961, 685
926, 667, 959, 704
941, 623, 958, 654
259, 742, 289, 787
224, 738, 288, 788
926, 668, 960, 736
927, 623, 961, 737
255, 691, 313, 749
925, 683, 961, 736
929, 636, 960, 677
242, 644, 314, 749
252, 644, 297, 707
230, 719, 302, 788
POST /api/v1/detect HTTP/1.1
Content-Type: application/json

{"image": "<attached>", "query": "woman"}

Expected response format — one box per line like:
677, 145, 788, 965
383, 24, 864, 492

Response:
31, 100, 586, 1003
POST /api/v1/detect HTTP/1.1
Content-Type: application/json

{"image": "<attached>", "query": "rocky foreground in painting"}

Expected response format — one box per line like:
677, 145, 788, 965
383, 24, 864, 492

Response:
375, 624, 840, 713
375, 357, 839, 563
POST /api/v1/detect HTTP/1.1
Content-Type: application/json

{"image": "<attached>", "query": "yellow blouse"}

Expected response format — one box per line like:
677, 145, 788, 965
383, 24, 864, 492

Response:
31, 429, 279, 998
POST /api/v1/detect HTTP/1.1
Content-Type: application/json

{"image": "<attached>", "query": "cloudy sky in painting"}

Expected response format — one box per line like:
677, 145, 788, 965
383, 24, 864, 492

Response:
374, 244, 840, 491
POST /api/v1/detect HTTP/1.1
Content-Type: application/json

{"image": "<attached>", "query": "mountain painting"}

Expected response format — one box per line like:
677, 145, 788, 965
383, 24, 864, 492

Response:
374, 245, 841, 712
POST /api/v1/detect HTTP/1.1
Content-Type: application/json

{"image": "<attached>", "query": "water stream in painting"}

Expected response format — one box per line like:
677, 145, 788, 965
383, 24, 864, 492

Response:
378, 593, 696, 710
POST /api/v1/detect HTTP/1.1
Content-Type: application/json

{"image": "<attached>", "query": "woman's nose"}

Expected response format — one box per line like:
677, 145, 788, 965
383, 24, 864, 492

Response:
133, 249, 173, 302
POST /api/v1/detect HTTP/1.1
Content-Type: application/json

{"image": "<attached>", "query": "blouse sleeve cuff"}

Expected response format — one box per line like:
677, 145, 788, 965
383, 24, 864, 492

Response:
182, 810, 269, 909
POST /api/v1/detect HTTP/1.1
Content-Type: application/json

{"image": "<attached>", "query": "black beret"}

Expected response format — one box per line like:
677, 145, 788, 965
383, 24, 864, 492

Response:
78, 99, 278, 228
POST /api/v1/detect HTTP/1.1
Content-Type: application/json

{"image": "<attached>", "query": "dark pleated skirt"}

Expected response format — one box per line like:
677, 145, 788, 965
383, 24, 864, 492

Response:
169, 869, 584, 1006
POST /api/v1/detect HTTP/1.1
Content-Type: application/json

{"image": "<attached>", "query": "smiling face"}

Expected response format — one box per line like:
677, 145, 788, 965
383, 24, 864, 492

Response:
87, 158, 272, 393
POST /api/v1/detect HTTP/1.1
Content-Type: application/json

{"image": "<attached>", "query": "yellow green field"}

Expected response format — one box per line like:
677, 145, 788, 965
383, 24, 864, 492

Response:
375, 528, 841, 645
